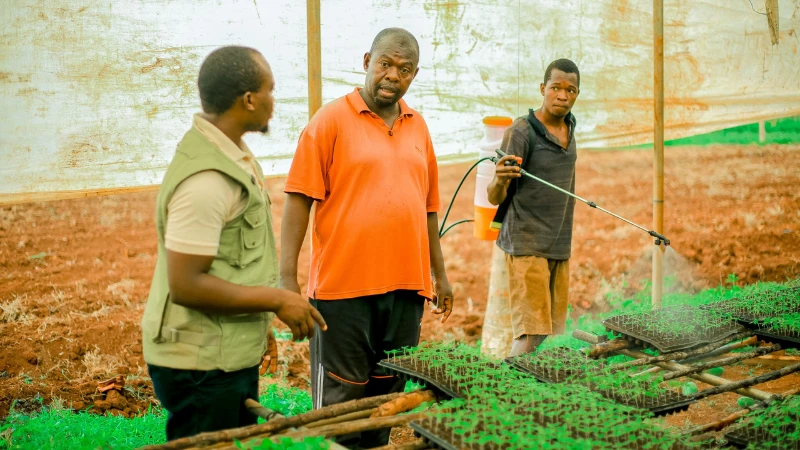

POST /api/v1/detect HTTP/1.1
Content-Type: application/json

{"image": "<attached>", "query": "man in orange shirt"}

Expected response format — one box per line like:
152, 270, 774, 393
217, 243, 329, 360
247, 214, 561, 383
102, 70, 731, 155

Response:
280, 28, 453, 447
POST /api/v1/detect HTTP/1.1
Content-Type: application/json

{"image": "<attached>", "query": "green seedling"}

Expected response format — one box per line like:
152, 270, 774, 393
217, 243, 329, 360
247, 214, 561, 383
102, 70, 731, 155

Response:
737, 397, 756, 408
681, 382, 699, 396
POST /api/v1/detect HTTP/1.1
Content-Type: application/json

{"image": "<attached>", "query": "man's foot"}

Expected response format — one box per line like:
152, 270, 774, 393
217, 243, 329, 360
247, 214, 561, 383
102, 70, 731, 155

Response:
509, 334, 547, 357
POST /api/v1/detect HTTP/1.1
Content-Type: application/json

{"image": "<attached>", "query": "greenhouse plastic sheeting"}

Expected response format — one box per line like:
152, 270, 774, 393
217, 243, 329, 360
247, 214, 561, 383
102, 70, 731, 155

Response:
1, 0, 798, 200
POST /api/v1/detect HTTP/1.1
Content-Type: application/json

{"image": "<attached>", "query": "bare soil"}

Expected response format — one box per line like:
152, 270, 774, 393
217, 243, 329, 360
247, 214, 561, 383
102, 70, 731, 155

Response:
1, 144, 798, 428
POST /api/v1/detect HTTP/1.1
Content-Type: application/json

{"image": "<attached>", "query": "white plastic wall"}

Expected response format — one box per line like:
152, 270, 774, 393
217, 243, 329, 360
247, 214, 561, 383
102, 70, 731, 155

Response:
1, 0, 798, 199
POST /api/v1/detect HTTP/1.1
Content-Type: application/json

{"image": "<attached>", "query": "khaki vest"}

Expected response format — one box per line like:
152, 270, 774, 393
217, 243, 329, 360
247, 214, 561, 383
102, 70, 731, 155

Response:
142, 127, 277, 372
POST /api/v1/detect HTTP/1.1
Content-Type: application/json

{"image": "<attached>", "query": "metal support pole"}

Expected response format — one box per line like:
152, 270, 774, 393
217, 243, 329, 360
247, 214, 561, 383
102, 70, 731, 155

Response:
652, 0, 665, 308
759, 120, 766, 143
306, 0, 322, 119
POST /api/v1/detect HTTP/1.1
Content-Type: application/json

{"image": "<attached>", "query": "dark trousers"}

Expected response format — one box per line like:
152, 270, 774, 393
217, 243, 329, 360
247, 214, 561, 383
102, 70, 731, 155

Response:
310, 290, 424, 448
148, 364, 259, 441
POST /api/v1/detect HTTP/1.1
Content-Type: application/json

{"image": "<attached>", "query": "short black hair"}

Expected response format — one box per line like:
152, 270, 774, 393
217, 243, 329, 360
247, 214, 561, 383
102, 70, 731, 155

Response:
544, 59, 580, 88
198, 46, 267, 114
369, 28, 420, 65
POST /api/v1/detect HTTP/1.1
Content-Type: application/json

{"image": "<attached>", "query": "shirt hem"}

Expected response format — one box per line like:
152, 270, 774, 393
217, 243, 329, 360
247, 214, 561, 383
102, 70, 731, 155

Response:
164, 239, 219, 256
495, 242, 571, 261
308, 284, 434, 300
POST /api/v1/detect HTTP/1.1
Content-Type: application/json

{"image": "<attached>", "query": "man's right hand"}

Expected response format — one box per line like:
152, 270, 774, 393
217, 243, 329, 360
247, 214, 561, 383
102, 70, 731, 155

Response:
275, 290, 327, 341
494, 155, 522, 185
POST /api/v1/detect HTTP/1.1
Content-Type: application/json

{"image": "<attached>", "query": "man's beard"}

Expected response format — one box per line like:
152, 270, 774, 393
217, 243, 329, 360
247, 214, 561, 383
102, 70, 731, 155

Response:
258, 124, 270, 134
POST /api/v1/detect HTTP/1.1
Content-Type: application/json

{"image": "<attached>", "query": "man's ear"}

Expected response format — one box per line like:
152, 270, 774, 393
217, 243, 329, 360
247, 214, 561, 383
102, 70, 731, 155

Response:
242, 92, 256, 111
540, 82, 545, 96
363, 52, 371, 71
412, 66, 420, 80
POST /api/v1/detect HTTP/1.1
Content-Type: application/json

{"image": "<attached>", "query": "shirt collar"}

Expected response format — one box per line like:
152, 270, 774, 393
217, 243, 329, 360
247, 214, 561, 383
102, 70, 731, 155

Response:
346, 87, 414, 118
527, 109, 576, 136
192, 114, 254, 163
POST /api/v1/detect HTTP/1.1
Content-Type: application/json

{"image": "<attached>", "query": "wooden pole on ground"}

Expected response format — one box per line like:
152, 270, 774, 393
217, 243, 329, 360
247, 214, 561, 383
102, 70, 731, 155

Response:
652, 0, 665, 308
662, 344, 781, 381
141, 392, 407, 450
572, 331, 773, 401
307, 0, 322, 119
688, 362, 800, 401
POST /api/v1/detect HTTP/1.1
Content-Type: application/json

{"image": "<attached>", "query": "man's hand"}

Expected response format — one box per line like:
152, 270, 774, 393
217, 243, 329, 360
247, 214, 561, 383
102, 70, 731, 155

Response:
431, 280, 454, 323
275, 291, 327, 341
487, 155, 522, 206
494, 155, 522, 184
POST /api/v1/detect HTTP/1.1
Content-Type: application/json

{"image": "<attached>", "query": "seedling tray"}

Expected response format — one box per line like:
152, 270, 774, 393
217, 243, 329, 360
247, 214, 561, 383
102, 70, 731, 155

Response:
410, 414, 700, 450
754, 328, 800, 350
505, 347, 694, 416
725, 422, 799, 449
603, 306, 745, 353
378, 360, 463, 399
504, 347, 603, 383
585, 382, 695, 416
700, 286, 800, 324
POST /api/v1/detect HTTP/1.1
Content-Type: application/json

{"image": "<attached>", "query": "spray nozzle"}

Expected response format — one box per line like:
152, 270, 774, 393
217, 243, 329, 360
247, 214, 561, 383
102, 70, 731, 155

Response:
649, 231, 671, 247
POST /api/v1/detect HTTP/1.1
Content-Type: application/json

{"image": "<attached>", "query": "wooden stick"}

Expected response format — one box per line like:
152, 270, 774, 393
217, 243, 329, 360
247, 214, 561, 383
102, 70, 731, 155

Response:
302, 408, 376, 429
587, 338, 632, 359
369, 439, 429, 450
371, 390, 436, 418
574, 331, 774, 400
244, 398, 284, 422
689, 362, 800, 401
684, 386, 800, 436
632, 337, 759, 376
612, 332, 754, 370
140, 391, 407, 450
662, 344, 781, 381
616, 348, 774, 401
228, 413, 428, 449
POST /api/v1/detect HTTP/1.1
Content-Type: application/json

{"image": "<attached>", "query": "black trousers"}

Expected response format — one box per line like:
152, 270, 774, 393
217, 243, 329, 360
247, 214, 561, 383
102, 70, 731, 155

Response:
310, 290, 425, 448
148, 364, 259, 441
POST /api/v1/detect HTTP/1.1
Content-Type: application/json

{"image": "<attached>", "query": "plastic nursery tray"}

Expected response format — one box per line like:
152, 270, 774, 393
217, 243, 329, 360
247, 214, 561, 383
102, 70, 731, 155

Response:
602, 306, 746, 353
725, 422, 799, 450
504, 347, 694, 416
754, 328, 800, 350
504, 347, 603, 383
586, 383, 695, 417
699, 286, 800, 324
410, 415, 702, 450
410, 419, 459, 450
377, 360, 463, 399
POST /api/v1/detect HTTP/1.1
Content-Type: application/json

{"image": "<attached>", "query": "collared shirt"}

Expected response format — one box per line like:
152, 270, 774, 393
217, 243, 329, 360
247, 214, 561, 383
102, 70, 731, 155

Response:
496, 110, 577, 259
164, 114, 267, 256
285, 88, 441, 300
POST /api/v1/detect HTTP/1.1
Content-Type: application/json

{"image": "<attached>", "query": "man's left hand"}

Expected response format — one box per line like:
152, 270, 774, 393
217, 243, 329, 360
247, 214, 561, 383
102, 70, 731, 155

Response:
431, 281, 454, 323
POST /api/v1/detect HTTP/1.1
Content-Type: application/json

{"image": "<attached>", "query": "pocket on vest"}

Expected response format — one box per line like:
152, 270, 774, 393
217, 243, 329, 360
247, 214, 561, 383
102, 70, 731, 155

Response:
237, 210, 267, 268
219, 313, 267, 371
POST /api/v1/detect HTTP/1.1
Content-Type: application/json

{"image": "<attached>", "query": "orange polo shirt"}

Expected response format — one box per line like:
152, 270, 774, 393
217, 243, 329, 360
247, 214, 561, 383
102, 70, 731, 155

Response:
285, 88, 440, 300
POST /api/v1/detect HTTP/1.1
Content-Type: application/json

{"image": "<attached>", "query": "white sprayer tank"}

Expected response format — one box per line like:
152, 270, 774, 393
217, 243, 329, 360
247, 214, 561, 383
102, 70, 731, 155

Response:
474, 116, 514, 240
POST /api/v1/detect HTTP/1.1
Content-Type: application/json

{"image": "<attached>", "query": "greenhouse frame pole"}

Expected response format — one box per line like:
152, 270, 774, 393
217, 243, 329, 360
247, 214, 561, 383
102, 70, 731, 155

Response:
653, 0, 665, 308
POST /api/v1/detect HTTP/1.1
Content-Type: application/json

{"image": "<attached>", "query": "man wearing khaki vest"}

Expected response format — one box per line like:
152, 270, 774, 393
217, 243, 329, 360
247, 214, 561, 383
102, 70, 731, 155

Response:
142, 46, 327, 441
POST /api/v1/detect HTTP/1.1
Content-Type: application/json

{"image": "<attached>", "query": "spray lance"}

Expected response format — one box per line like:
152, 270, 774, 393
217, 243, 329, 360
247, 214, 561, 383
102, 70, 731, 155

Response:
490, 148, 670, 247
437, 149, 670, 248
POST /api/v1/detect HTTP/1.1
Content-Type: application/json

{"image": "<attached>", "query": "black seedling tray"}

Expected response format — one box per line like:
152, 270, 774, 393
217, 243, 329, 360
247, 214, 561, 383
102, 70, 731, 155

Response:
410, 420, 459, 450
725, 422, 800, 450
504, 347, 603, 383
754, 329, 800, 350
602, 306, 745, 353
378, 360, 463, 399
700, 286, 800, 324
586, 384, 695, 417
505, 347, 694, 416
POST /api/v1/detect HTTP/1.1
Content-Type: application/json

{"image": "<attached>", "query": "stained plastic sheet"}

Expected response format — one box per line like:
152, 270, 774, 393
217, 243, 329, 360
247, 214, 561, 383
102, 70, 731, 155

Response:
1, 0, 798, 200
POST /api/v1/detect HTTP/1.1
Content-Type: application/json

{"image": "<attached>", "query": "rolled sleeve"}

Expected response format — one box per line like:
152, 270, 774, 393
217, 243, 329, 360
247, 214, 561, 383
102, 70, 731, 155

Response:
284, 113, 335, 202
165, 171, 237, 256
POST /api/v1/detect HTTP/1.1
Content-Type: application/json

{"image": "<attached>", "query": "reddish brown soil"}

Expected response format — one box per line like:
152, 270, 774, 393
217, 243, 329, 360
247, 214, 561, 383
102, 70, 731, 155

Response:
1, 144, 798, 426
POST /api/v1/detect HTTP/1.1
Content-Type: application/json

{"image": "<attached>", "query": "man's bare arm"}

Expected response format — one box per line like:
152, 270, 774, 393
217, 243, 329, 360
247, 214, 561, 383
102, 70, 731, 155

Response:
167, 250, 326, 340
427, 212, 454, 323
487, 155, 521, 206
279, 193, 314, 294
